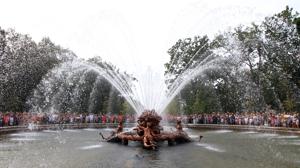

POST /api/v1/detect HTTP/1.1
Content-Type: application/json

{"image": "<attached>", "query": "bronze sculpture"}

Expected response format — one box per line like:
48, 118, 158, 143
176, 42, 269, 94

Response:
100, 110, 200, 150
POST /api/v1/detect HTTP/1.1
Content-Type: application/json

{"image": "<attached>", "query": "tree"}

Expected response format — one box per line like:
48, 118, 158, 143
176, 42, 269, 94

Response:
0, 28, 75, 112
164, 36, 211, 85
164, 6, 300, 113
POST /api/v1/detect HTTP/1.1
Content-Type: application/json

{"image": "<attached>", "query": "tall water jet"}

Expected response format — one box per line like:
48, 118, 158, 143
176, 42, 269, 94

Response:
28, 40, 231, 116
27, 60, 143, 114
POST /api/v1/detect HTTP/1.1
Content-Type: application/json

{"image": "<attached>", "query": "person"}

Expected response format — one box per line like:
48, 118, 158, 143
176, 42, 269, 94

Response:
298, 113, 300, 128
0, 113, 3, 127
176, 119, 183, 132
110, 115, 115, 124
102, 114, 106, 124
116, 121, 123, 133
9, 114, 14, 126
4, 114, 9, 126
118, 114, 123, 123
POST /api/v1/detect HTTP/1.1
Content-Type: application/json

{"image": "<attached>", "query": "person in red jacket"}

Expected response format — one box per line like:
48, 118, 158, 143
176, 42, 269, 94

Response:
118, 114, 123, 123
4, 114, 9, 126
102, 114, 106, 124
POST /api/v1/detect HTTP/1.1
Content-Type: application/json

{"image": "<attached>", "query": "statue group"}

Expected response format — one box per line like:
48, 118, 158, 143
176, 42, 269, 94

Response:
100, 110, 201, 150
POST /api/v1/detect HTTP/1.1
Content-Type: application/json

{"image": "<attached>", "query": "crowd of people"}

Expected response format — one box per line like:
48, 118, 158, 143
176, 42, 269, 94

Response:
0, 112, 135, 127
0, 111, 300, 129
165, 112, 300, 128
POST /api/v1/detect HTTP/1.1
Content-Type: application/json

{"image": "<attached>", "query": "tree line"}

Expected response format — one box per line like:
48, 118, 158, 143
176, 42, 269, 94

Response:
1, 6, 299, 115
164, 6, 300, 114
0, 28, 133, 114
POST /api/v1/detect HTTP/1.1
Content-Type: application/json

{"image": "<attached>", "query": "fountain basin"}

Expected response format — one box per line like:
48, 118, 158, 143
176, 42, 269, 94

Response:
1, 127, 300, 168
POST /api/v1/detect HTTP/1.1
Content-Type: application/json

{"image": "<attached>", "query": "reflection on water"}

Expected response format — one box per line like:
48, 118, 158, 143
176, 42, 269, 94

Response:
275, 135, 298, 139
43, 130, 59, 133
79, 144, 103, 150
0, 128, 300, 168
252, 133, 279, 138
196, 143, 225, 152
103, 128, 115, 132
82, 128, 99, 131
63, 129, 81, 132
10, 132, 41, 137
10, 138, 39, 141
239, 131, 258, 134
188, 134, 200, 139
213, 130, 233, 133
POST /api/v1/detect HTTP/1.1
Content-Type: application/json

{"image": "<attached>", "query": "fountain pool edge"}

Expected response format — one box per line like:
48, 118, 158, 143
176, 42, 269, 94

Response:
0, 123, 136, 134
1, 123, 300, 135
185, 124, 300, 134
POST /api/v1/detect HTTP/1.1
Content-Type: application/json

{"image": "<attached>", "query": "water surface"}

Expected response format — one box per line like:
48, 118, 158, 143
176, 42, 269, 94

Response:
0, 128, 299, 168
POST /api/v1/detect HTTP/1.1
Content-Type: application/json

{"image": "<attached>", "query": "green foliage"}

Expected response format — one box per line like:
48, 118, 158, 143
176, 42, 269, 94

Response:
121, 101, 135, 115
0, 28, 71, 112
165, 6, 300, 114
295, 17, 300, 34
164, 36, 211, 85
0, 27, 134, 114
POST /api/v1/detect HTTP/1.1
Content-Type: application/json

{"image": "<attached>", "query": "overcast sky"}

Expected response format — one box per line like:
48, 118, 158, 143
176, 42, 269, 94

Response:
0, 0, 299, 74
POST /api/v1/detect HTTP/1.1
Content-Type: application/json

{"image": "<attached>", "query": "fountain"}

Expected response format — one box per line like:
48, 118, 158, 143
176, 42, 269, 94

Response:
2, 32, 300, 168
25, 39, 225, 150
27, 45, 222, 115
24, 41, 223, 149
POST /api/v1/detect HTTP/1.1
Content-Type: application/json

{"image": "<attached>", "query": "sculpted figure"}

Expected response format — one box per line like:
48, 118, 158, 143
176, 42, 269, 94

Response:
100, 110, 200, 150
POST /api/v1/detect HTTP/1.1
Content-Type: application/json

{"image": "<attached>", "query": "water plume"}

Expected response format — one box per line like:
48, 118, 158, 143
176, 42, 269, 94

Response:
28, 42, 228, 115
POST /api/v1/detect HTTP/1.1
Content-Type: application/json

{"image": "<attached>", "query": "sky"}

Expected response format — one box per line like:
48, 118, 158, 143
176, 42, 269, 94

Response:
0, 0, 299, 75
